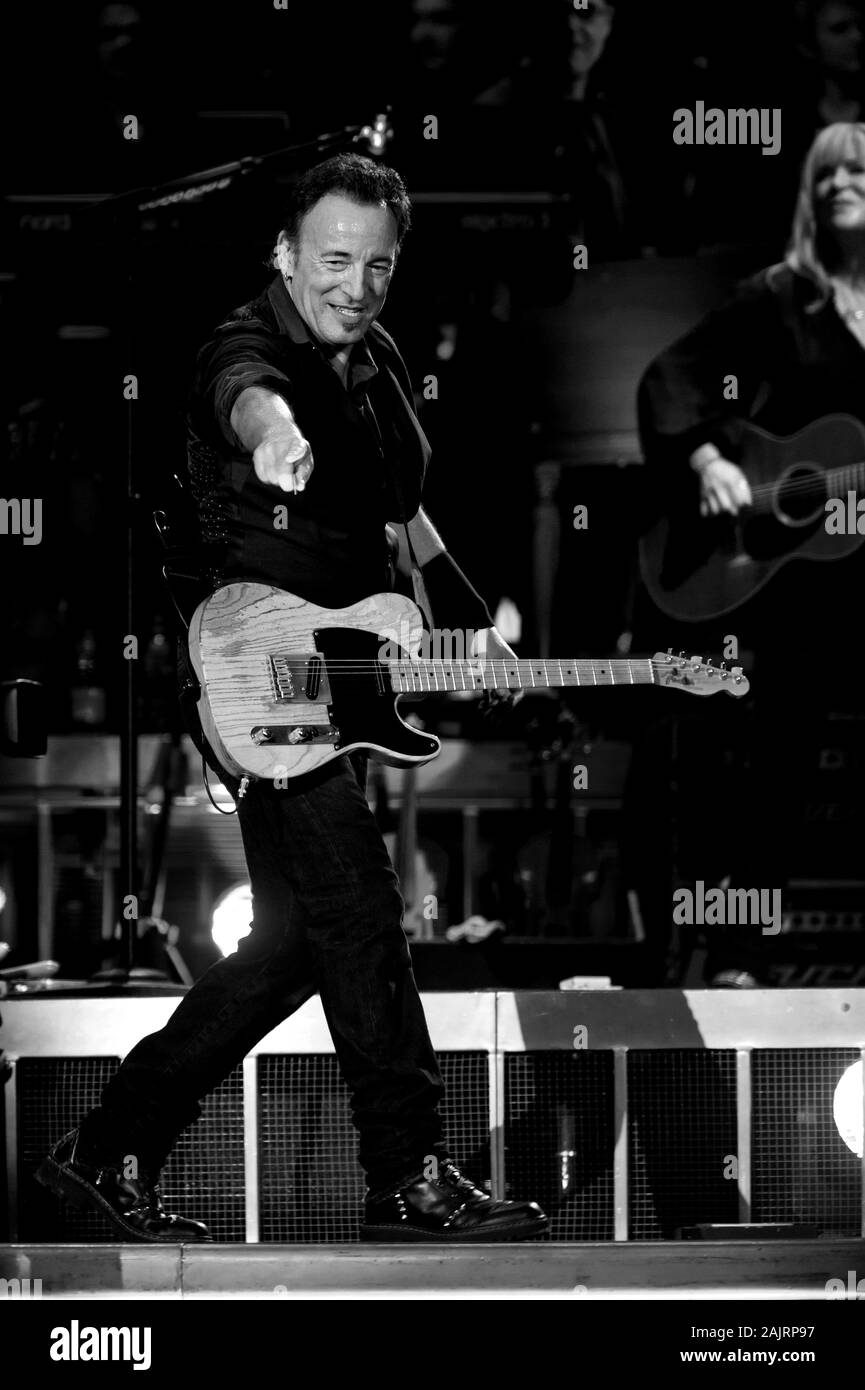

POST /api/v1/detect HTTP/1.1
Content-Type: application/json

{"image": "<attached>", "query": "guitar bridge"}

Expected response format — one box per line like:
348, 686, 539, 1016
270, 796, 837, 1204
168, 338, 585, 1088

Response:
268, 654, 332, 703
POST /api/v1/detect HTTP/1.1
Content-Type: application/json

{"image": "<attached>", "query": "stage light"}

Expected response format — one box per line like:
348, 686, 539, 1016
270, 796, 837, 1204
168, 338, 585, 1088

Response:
833, 1061, 864, 1158
211, 882, 253, 958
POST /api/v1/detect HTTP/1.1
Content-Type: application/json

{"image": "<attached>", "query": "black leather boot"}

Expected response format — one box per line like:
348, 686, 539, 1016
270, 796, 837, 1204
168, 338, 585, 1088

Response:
360, 1160, 548, 1242
35, 1129, 212, 1243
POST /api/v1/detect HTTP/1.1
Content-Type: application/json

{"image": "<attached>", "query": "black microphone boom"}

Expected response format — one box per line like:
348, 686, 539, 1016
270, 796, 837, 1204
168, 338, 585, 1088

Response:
96, 110, 394, 215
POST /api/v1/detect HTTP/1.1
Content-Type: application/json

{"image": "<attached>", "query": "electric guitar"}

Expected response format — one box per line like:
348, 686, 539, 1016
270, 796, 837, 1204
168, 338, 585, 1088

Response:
639, 413, 865, 623
187, 582, 750, 783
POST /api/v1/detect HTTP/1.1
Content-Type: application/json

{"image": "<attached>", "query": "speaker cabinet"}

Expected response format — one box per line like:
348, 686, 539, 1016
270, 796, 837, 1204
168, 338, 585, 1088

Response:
3, 992, 863, 1242
17, 1058, 246, 1243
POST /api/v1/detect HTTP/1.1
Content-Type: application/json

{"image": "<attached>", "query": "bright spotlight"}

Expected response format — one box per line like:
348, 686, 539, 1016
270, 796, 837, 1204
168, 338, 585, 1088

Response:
833, 1061, 864, 1159
211, 883, 253, 958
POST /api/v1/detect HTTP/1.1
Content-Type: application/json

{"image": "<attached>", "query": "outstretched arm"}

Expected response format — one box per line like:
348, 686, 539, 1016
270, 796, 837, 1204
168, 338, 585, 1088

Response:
388, 507, 519, 691
230, 386, 313, 493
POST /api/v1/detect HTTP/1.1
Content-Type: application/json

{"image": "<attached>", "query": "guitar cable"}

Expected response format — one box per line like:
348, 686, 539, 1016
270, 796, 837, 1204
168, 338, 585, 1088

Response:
201, 754, 240, 815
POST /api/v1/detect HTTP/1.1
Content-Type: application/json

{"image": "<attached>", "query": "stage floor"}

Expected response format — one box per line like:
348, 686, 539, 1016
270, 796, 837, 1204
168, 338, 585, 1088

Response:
3, 1239, 864, 1299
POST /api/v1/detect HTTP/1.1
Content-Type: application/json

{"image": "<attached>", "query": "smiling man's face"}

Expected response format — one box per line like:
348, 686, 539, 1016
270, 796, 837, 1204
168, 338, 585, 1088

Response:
279, 194, 397, 352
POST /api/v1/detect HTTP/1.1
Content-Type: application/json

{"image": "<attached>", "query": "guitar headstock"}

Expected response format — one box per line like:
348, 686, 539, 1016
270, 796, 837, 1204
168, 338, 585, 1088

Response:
651, 650, 750, 698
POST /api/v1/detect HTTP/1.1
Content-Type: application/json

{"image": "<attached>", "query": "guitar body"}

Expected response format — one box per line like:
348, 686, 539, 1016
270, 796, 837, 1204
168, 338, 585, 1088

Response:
640, 414, 865, 622
188, 582, 440, 782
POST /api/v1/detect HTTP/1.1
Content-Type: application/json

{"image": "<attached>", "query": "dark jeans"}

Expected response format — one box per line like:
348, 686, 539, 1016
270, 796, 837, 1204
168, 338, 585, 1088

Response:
83, 750, 447, 1197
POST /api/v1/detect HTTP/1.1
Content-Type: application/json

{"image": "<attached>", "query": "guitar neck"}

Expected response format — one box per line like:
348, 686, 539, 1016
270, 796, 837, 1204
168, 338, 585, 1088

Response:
387, 658, 656, 694
825, 459, 865, 494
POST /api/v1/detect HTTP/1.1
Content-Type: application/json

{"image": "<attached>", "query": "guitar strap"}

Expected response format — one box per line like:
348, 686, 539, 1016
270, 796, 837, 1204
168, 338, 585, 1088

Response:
357, 389, 435, 633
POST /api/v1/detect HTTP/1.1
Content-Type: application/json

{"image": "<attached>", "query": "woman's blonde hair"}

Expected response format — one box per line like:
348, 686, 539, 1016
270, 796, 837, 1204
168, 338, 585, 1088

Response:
786, 121, 865, 308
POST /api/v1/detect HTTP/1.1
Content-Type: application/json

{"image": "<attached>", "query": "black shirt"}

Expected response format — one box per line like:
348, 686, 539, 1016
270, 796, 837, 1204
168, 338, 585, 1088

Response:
186, 274, 430, 608
638, 262, 865, 471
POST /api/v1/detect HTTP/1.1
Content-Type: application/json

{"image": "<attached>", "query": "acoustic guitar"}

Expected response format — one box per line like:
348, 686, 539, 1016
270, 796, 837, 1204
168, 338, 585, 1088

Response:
186, 582, 750, 784
639, 413, 865, 623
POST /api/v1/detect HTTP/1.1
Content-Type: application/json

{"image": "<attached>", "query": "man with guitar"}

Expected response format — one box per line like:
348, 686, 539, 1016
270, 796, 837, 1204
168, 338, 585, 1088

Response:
635, 121, 865, 981
37, 153, 549, 1243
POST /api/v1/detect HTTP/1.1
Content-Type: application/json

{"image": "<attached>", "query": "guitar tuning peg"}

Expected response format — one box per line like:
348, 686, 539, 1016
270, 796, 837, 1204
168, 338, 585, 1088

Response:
689, 655, 703, 666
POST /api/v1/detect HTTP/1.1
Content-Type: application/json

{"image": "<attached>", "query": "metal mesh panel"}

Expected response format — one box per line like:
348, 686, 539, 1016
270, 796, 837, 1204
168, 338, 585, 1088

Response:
16, 1058, 245, 1242
18, 1057, 121, 1242
257, 1052, 491, 1242
752, 1048, 862, 1236
161, 1067, 246, 1242
504, 1052, 614, 1241
628, 1050, 738, 1239
440, 1052, 492, 1188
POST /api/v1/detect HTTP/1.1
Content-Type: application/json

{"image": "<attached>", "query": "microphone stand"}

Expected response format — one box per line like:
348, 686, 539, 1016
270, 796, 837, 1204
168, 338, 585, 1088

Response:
110, 113, 392, 214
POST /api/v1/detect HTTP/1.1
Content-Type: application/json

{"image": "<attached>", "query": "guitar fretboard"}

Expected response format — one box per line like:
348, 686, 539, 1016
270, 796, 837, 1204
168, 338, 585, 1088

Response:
825, 460, 865, 495
387, 658, 656, 694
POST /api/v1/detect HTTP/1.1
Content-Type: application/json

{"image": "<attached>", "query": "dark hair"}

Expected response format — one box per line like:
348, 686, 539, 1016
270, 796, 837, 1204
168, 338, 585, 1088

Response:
271, 154, 411, 265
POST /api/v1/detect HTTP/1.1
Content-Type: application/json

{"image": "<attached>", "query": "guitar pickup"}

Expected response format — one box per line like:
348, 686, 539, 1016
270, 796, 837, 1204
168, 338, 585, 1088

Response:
305, 655, 323, 700
268, 654, 332, 703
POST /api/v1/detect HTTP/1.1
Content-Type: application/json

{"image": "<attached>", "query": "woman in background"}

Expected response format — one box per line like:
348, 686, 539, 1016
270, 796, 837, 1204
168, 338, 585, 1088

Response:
629, 122, 865, 985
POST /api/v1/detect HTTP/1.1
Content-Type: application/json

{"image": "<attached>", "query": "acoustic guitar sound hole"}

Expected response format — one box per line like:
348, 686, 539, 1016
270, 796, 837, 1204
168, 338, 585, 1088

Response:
774, 464, 825, 526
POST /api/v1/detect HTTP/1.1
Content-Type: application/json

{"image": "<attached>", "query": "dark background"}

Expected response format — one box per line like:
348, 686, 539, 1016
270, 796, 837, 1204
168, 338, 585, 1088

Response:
0, 0, 837, 717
